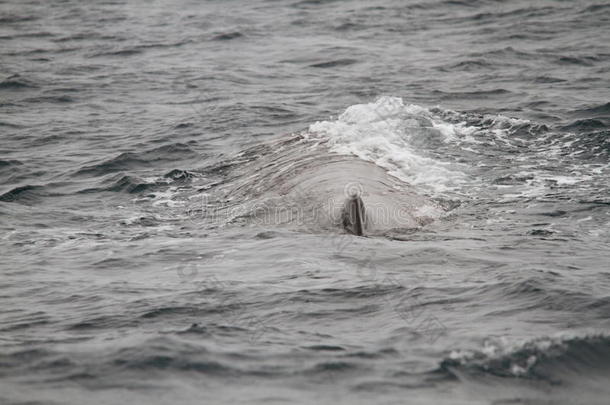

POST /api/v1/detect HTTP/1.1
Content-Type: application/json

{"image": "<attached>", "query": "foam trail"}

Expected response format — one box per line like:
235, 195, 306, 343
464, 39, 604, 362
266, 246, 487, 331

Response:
308, 97, 470, 194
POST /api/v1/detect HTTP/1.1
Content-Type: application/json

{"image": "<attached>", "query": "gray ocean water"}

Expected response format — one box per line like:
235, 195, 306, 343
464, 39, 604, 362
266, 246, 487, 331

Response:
1, 0, 610, 404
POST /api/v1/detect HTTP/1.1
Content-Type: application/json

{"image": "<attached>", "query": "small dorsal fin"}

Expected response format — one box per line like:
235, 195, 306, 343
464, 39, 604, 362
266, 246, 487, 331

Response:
342, 195, 365, 236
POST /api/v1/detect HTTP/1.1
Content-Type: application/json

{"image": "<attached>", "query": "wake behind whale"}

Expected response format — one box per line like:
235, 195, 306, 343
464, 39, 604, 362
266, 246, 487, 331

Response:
214, 133, 445, 237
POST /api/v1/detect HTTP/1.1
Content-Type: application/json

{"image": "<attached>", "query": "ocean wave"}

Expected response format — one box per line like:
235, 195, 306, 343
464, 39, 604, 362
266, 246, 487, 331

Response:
571, 102, 610, 118
0, 162, 33, 186
23, 95, 75, 104
467, 46, 538, 60
0, 14, 39, 24
309, 59, 358, 68
106, 336, 276, 377
432, 88, 512, 99
78, 167, 199, 196
557, 55, 600, 66
561, 119, 607, 132
104, 175, 158, 194
0, 159, 23, 170
163, 169, 196, 182
0, 184, 48, 204
75, 143, 200, 177
532, 75, 566, 83
0, 74, 36, 90
429, 105, 607, 169
473, 277, 605, 314
441, 334, 610, 382
581, 3, 610, 13
211, 31, 243, 41
565, 130, 609, 161
442, 59, 495, 71
89, 48, 143, 58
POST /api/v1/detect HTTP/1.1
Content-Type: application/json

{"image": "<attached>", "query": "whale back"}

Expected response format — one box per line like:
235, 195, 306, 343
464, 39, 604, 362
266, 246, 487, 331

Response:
220, 134, 444, 235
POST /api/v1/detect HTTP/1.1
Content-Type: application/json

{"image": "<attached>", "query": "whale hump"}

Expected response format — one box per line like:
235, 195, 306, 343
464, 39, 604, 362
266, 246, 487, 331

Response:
342, 194, 366, 236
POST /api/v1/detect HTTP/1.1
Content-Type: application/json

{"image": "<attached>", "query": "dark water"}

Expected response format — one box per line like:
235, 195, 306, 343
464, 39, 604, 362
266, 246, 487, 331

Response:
1, 0, 609, 403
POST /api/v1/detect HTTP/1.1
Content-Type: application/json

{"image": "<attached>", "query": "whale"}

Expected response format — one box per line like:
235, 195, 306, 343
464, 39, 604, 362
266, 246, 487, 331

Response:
216, 134, 444, 237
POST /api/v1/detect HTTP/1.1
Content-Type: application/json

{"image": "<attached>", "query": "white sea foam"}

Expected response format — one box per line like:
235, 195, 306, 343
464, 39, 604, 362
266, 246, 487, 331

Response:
308, 97, 474, 195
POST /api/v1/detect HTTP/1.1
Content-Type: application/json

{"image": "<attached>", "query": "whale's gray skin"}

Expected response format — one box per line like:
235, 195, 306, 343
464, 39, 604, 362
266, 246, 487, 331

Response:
219, 134, 444, 236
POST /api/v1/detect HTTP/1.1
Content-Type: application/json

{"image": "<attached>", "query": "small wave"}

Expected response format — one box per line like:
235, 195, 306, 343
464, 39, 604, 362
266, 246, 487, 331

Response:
333, 21, 367, 31
23, 95, 75, 103
472, 277, 603, 313
565, 130, 609, 161
293, 0, 343, 7
163, 169, 196, 182
581, 3, 610, 13
106, 336, 275, 377
0, 159, 23, 169
304, 344, 346, 351
440, 0, 477, 6
455, 6, 564, 24
561, 119, 607, 132
121, 356, 232, 374
117, 216, 162, 227
53, 33, 127, 43
75, 143, 199, 176
0, 348, 54, 370
571, 102, 610, 118
293, 284, 405, 301
67, 315, 136, 331
492, 173, 535, 185
89, 48, 143, 58
557, 55, 598, 66
0, 15, 39, 24
173, 122, 194, 129
444, 59, 494, 71
0, 120, 24, 128
105, 175, 157, 194
5, 31, 54, 39
304, 360, 359, 375
309, 58, 358, 68
211, 31, 243, 41
468, 46, 536, 60
0, 74, 36, 90
441, 335, 610, 383
434, 88, 511, 99
533, 76, 566, 83
0, 159, 27, 186
0, 184, 47, 204
141, 306, 203, 319
80, 169, 195, 194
